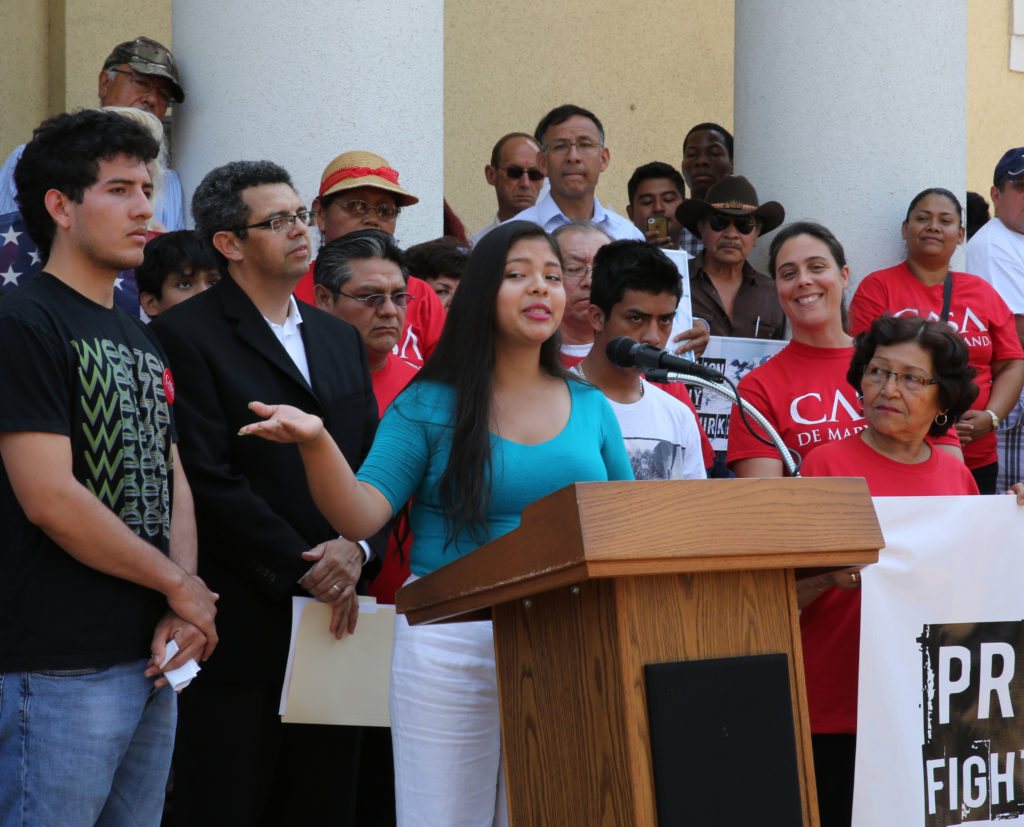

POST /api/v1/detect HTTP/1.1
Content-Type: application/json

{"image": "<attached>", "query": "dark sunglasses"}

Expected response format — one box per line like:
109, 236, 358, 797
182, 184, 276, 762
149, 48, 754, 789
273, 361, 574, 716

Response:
708, 212, 758, 235
499, 165, 545, 181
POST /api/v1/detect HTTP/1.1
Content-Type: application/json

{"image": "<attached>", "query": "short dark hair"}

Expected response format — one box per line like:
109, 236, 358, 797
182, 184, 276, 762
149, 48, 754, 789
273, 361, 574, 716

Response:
965, 191, 990, 240
683, 122, 734, 161
848, 315, 979, 438
14, 109, 160, 261
313, 229, 409, 295
406, 236, 469, 283
489, 132, 538, 169
191, 160, 294, 263
627, 162, 685, 206
137, 230, 220, 298
534, 105, 604, 150
904, 187, 963, 226
589, 240, 681, 317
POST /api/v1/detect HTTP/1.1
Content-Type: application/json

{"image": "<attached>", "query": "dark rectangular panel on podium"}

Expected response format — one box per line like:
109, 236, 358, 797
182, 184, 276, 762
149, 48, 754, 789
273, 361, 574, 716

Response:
645, 654, 802, 826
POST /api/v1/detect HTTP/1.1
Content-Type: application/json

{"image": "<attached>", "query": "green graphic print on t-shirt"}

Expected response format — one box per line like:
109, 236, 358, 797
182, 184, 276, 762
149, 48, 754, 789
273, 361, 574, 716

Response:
72, 336, 172, 541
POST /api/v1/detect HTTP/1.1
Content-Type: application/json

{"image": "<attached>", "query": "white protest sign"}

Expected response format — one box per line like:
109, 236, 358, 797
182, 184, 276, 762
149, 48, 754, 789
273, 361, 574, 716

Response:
854, 495, 1024, 826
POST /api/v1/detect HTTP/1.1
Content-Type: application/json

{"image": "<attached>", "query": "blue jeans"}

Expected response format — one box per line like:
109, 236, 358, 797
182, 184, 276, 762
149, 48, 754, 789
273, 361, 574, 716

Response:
0, 659, 175, 827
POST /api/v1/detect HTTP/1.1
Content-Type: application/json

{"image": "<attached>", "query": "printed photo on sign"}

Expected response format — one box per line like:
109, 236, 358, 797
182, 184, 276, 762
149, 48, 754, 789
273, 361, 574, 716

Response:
920, 621, 1024, 825
623, 436, 688, 481
687, 336, 787, 451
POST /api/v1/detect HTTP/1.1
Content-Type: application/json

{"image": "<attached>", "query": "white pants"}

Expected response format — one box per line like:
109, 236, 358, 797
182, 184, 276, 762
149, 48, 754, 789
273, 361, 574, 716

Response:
390, 612, 509, 827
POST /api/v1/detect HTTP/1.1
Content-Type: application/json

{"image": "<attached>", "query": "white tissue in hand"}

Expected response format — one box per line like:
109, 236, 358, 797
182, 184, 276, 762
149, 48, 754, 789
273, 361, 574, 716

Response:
159, 639, 201, 691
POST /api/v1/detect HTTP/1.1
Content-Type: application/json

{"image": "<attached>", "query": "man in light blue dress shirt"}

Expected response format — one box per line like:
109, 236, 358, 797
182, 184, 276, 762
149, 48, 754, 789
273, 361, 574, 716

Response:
507, 104, 644, 242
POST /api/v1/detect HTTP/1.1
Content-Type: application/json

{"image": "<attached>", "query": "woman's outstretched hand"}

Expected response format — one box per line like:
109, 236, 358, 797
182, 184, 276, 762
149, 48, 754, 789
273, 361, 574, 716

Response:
239, 401, 325, 444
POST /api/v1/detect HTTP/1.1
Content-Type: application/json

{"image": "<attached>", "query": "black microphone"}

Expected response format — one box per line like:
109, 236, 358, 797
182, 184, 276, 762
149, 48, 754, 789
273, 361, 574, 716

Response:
606, 337, 725, 382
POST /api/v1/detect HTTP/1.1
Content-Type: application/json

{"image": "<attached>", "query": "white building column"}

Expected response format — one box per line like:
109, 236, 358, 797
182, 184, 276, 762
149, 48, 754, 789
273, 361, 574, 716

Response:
734, 0, 967, 284
170, 0, 444, 248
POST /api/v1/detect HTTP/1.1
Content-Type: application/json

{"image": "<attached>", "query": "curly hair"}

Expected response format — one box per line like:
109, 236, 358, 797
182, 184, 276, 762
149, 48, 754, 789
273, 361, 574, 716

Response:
848, 315, 979, 438
14, 109, 159, 260
191, 160, 294, 264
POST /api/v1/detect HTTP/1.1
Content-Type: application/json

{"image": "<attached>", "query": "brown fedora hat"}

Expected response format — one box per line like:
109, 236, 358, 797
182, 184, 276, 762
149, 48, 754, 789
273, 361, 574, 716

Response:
676, 175, 784, 236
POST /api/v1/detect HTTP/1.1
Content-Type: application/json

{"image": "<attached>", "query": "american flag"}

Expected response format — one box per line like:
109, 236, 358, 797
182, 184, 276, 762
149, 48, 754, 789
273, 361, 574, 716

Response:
0, 210, 42, 291
0, 210, 144, 316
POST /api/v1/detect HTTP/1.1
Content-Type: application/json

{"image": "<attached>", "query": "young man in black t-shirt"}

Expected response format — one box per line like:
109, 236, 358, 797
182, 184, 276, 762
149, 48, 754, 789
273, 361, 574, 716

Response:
0, 109, 218, 824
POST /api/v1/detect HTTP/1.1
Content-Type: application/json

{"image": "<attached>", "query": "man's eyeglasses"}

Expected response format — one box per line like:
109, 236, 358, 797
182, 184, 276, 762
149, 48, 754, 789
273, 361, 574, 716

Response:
563, 263, 593, 280
239, 210, 316, 233
332, 200, 402, 221
707, 213, 758, 235
108, 69, 173, 104
547, 140, 602, 157
861, 364, 937, 392
336, 290, 415, 308
499, 165, 544, 181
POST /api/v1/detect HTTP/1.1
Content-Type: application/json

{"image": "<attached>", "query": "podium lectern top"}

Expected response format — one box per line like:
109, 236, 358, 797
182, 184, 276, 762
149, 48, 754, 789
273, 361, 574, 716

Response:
397, 477, 882, 625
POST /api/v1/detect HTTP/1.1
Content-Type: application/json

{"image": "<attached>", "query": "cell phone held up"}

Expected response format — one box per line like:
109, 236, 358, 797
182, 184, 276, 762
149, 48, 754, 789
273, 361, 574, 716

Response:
647, 215, 669, 238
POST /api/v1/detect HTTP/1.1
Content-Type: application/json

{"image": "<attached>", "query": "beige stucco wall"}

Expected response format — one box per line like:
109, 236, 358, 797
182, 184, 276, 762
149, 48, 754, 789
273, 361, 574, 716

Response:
967, 1, 1024, 203
0, 0, 172, 162
443, 0, 735, 237
2, 2, 1021, 229
0, 0, 49, 159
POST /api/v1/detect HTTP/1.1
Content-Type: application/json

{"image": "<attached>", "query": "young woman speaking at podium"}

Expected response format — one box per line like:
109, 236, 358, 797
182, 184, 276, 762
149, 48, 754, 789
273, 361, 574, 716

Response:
241, 220, 632, 827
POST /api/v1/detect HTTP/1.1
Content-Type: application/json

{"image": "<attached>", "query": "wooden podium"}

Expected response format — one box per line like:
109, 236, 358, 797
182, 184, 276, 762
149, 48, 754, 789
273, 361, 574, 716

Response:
397, 478, 883, 826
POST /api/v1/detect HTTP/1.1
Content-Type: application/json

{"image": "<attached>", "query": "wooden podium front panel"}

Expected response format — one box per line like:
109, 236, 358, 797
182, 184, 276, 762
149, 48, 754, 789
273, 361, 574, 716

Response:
493, 578, 635, 826
492, 568, 815, 826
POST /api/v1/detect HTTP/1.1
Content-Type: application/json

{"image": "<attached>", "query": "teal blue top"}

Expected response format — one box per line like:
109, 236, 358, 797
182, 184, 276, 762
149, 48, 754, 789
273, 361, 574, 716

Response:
356, 378, 633, 576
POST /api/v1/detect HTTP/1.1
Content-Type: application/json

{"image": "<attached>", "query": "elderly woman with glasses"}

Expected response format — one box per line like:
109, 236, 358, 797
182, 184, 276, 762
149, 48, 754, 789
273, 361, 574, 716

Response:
796, 314, 985, 826
803, 315, 980, 483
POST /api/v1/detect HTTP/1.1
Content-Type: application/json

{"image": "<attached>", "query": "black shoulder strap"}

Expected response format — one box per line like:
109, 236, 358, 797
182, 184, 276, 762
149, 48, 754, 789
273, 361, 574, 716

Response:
940, 271, 953, 323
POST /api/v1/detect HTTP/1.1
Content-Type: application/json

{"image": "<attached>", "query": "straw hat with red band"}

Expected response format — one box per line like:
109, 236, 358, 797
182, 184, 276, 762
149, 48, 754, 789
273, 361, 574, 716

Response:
317, 151, 419, 206
675, 175, 784, 236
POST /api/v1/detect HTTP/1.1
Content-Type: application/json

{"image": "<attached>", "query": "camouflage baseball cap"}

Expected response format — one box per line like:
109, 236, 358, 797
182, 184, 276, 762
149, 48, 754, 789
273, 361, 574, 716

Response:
103, 37, 184, 103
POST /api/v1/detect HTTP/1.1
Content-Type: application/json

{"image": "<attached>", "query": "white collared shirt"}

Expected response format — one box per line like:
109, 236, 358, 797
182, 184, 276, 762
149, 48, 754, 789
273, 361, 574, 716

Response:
263, 296, 311, 385
506, 192, 646, 241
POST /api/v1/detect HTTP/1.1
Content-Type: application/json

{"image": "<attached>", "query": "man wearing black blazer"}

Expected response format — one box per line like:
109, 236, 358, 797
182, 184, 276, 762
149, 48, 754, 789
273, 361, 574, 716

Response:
151, 160, 379, 826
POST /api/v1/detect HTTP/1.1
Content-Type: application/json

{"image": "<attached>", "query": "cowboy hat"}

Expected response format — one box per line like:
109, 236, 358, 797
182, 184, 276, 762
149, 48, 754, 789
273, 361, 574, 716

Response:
676, 175, 784, 236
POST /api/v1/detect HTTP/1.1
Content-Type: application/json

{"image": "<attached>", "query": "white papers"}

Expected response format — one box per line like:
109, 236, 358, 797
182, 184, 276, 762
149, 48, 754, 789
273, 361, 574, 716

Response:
159, 638, 200, 691
663, 249, 695, 350
279, 595, 396, 727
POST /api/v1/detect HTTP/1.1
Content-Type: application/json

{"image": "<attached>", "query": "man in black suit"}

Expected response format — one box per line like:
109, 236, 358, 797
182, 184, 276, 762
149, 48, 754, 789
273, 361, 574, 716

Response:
151, 160, 379, 826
